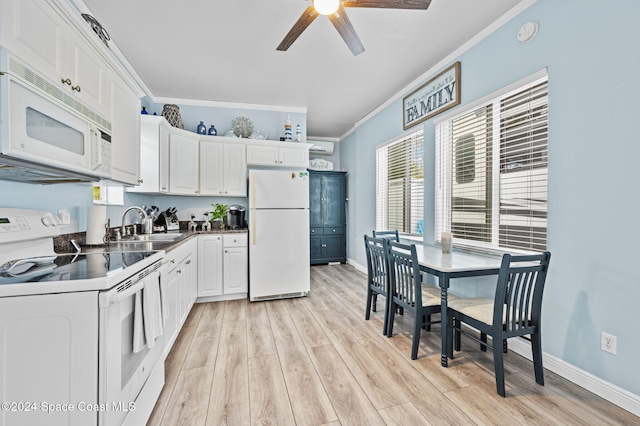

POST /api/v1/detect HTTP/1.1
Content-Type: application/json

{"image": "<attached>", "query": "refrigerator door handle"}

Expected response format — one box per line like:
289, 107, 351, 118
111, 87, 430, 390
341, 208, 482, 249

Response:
251, 172, 257, 245
252, 209, 256, 245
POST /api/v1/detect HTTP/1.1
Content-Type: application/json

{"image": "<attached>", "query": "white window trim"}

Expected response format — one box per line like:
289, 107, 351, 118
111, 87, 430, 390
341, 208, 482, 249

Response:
435, 70, 548, 255
376, 127, 425, 236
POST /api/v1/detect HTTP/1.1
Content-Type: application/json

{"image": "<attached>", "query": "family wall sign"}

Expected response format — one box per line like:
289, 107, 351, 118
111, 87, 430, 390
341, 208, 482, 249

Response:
403, 61, 461, 130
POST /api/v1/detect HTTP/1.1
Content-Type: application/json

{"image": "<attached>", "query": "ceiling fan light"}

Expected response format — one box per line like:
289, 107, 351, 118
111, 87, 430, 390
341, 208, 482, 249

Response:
314, 0, 340, 15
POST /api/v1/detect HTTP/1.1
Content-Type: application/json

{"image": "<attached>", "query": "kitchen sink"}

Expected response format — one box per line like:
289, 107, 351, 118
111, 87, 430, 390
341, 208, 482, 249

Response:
119, 233, 184, 242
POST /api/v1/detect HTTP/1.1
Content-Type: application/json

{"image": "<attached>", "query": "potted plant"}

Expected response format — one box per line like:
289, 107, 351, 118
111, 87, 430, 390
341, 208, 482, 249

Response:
209, 203, 227, 229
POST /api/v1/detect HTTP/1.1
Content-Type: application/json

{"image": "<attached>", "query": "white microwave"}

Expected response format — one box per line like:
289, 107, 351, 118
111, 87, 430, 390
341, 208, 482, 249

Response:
0, 49, 111, 182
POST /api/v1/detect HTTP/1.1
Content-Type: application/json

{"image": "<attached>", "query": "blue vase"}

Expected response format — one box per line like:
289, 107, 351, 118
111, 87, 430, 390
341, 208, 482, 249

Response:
208, 125, 217, 136
141, 106, 148, 115
196, 121, 207, 135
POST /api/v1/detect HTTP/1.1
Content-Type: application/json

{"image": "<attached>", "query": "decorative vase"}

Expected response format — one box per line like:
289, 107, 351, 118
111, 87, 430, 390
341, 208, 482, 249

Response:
161, 104, 184, 129
208, 125, 217, 136
140, 106, 148, 115
295, 124, 301, 142
197, 121, 207, 135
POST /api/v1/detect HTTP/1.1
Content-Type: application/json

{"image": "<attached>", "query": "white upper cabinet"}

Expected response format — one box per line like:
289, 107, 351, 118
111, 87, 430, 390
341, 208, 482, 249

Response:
200, 139, 247, 197
0, 0, 108, 120
108, 70, 140, 185
246, 142, 310, 168
169, 131, 200, 195
129, 115, 170, 193
199, 141, 224, 196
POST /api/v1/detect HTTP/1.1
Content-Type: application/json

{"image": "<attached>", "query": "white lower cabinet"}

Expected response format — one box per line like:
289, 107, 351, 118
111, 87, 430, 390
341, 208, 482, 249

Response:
162, 238, 197, 356
197, 235, 223, 297
0, 292, 98, 426
223, 234, 248, 294
198, 233, 248, 299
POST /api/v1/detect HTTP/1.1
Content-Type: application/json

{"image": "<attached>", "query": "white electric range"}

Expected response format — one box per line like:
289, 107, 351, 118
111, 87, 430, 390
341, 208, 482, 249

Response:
0, 208, 165, 426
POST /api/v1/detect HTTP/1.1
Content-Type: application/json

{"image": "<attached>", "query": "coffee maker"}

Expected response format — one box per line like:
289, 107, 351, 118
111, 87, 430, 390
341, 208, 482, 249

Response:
227, 205, 246, 229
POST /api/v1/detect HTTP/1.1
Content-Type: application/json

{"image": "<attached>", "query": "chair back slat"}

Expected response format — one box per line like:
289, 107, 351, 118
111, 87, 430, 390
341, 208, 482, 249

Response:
373, 230, 400, 242
387, 241, 421, 313
364, 235, 389, 296
495, 252, 551, 333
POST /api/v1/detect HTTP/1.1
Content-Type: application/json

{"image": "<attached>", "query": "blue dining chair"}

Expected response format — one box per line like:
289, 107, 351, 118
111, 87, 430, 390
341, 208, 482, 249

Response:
386, 241, 442, 360
363, 235, 392, 335
372, 229, 400, 241
446, 251, 551, 397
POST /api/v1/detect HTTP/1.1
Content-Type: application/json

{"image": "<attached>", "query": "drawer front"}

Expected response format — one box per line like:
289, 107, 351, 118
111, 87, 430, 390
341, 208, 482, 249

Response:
323, 227, 344, 235
223, 233, 247, 247
310, 227, 323, 236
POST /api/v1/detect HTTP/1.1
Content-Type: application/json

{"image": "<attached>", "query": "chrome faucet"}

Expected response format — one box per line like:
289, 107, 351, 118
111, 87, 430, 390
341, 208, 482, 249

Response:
121, 206, 149, 236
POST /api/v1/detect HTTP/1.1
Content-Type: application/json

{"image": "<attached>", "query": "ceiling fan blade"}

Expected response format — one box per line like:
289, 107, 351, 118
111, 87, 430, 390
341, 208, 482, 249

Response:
343, 0, 431, 10
277, 6, 319, 51
328, 6, 365, 56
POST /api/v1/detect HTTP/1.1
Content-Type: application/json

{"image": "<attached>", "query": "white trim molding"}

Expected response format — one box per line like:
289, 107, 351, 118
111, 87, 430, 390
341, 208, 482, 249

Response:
507, 338, 640, 417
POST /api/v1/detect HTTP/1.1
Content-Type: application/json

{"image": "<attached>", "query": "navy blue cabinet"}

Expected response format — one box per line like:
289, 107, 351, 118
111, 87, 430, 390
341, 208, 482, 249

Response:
309, 170, 347, 264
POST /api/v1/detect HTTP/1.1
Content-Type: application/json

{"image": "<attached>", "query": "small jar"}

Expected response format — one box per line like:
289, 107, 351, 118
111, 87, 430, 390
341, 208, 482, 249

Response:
441, 232, 453, 253
196, 121, 207, 135
208, 125, 217, 136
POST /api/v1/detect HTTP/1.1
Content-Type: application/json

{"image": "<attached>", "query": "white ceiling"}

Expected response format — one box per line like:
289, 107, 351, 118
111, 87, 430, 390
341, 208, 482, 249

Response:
79, 0, 521, 139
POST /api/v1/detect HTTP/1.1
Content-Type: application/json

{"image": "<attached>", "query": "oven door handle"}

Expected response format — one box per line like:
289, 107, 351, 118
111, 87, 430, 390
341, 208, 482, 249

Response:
99, 280, 145, 309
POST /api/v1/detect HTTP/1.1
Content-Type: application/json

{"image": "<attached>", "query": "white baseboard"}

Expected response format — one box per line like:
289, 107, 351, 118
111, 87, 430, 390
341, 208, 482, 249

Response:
343, 258, 640, 416
507, 337, 640, 417
347, 257, 367, 274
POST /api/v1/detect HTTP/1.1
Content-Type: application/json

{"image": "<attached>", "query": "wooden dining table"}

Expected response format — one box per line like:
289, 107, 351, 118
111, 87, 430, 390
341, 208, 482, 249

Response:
413, 244, 504, 367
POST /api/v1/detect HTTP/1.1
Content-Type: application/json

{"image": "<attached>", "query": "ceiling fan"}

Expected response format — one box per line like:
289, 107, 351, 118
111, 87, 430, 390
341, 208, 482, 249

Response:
277, 0, 432, 56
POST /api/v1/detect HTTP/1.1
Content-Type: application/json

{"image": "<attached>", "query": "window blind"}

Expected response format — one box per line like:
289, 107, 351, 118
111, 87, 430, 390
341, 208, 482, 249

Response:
376, 130, 424, 235
436, 76, 548, 253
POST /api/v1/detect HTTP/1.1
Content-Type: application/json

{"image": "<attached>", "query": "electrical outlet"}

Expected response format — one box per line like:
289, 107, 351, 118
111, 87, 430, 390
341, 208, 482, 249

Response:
601, 332, 617, 355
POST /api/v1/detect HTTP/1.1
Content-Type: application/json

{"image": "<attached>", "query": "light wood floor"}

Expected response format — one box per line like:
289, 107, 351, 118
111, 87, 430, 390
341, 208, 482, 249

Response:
147, 264, 639, 425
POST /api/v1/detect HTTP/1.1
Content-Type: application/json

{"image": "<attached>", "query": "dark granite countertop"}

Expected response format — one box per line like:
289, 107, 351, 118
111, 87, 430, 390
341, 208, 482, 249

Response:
58, 228, 248, 254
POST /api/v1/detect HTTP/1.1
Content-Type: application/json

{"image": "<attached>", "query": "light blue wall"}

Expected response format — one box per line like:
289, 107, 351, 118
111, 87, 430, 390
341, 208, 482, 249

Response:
147, 102, 306, 144
341, 0, 640, 397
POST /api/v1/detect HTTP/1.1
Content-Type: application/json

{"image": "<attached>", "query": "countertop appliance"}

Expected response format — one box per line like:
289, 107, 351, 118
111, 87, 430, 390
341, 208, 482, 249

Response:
249, 169, 310, 301
0, 49, 111, 184
227, 205, 246, 229
0, 208, 165, 426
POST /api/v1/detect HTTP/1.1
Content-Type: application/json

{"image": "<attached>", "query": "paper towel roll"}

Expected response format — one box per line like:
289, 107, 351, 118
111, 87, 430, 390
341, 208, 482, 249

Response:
86, 206, 107, 245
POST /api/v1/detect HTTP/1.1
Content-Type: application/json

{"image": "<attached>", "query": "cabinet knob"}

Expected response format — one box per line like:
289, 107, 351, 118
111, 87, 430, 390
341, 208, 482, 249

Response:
322, 244, 327, 247
138, 178, 144, 184
311, 230, 315, 233
71, 85, 81, 92
161, 186, 167, 190
332, 229, 336, 232
177, 270, 182, 274
61, 78, 72, 86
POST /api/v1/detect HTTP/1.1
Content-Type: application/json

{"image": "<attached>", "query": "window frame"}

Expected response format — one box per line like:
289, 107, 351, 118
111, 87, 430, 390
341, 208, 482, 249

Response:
375, 129, 425, 237
435, 70, 548, 255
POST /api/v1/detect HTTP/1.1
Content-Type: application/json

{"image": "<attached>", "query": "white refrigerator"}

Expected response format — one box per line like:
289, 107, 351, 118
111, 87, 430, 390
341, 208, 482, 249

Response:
249, 169, 310, 301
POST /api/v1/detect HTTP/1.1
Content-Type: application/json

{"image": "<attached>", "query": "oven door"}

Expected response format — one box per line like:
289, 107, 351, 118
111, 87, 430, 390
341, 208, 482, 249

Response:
98, 264, 164, 426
